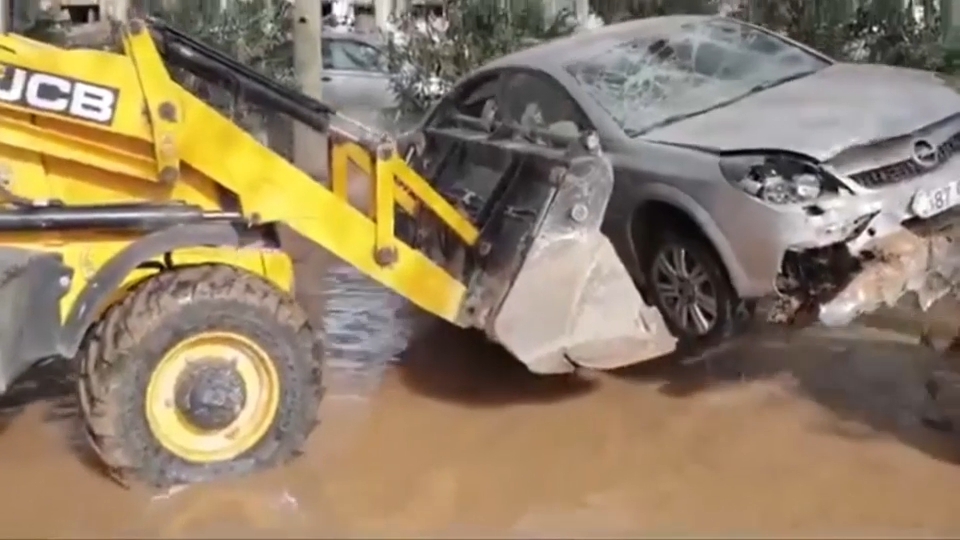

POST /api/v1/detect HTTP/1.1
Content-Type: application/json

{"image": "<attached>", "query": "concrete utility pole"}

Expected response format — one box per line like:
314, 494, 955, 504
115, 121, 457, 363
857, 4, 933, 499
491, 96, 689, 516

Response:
292, 0, 326, 177
375, 0, 391, 30
946, 0, 960, 53
575, 0, 589, 23
392, 0, 407, 21
105, 0, 130, 21
285, 0, 332, 340
0, 0, 8, 32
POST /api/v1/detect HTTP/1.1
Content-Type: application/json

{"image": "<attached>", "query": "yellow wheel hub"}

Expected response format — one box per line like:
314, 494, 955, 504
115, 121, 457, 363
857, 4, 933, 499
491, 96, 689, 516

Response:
145, 331, 281, 463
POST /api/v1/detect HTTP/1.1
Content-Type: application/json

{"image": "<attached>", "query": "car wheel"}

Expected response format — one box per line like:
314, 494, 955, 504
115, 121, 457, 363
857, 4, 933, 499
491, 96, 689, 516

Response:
645, 230, 752, 353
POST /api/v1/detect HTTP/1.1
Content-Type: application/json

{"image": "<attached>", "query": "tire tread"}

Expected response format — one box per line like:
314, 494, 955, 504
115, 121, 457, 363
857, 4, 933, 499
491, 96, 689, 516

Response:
77, 264, 322, 487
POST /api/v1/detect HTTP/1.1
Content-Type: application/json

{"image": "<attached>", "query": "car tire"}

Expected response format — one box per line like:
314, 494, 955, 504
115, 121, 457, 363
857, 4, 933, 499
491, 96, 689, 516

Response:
643, 229, 753, 355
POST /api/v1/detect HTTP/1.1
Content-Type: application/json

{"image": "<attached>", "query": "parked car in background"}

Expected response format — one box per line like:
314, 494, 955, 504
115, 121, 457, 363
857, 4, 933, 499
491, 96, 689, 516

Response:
320, 30, 394, 126
319, 29, 446, 128
404, 14, 960, 354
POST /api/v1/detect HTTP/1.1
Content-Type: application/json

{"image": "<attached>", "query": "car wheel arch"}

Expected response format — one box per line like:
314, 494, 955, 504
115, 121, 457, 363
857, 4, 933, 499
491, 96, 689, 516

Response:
627, 191, 748, 296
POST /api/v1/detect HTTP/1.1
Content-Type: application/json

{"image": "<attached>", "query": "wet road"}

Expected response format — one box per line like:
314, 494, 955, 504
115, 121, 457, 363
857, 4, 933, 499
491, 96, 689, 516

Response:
3, 258, 960, 537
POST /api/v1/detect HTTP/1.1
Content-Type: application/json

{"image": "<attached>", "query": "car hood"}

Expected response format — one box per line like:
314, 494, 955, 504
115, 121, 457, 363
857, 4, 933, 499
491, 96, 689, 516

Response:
641, 63, 960, 161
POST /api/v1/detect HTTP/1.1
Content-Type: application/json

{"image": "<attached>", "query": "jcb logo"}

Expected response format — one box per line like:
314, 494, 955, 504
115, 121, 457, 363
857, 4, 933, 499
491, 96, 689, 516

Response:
0, 66, 118, 124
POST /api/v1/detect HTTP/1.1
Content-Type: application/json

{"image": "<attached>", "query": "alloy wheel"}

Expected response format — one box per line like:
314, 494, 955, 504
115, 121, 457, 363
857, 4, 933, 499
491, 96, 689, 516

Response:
651, 245, 719, 336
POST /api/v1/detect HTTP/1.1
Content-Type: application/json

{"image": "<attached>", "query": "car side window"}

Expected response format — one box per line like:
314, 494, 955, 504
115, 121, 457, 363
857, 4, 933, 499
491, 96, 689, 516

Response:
430, 73, 502, 131
501, 71, 590, 132
322, 38, 386, 72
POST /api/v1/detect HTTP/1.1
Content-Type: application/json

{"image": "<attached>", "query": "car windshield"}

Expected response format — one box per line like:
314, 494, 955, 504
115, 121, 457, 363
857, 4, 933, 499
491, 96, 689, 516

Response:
566, 18, 830, 135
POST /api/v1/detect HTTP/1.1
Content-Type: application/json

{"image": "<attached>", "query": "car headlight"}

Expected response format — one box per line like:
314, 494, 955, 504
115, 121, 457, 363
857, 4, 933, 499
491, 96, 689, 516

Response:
720, 154, 840, 204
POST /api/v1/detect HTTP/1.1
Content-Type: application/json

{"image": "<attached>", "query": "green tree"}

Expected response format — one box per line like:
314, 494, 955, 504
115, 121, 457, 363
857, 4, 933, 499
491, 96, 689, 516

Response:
384, 0, 581, 123
386, 0, 948, 127
154, 0, 295, 87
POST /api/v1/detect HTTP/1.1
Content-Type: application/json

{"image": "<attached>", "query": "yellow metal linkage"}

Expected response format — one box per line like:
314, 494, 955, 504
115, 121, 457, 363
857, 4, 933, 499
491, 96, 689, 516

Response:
0, 23, 485, 323
124, 22, 182, 184
373, 144, 397, 260
329, 139, 481, 250
330, 139, 418, 215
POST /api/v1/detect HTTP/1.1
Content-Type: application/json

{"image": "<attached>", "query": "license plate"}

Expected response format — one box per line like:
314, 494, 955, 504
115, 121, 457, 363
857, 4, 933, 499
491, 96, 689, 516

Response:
913, 181, 960, 218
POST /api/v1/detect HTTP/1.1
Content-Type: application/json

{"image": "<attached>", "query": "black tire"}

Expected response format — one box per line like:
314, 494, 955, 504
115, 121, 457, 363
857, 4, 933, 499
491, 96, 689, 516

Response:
643, 230, 752, 355
76, 264, 323, 488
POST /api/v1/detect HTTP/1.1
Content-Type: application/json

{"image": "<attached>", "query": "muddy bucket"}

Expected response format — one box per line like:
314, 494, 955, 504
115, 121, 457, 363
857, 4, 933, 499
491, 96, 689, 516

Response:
455, 139, 676, 374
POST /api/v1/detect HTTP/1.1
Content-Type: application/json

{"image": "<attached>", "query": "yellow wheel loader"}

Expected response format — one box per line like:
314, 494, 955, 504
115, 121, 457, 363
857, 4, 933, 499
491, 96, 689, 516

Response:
0, 17, 675, 488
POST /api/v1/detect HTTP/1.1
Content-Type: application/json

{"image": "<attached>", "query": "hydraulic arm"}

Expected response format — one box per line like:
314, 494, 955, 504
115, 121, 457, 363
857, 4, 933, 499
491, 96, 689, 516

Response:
0, 18, 479, 322
143, 18, 483, 320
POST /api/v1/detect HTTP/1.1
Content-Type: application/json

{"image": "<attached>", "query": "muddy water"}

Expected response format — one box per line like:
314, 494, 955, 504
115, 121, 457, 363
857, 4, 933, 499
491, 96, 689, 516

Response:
4, 263, 960, 537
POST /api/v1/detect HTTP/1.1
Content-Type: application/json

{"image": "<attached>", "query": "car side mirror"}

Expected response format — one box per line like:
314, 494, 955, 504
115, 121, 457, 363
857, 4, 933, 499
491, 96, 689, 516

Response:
547, 120, 580, 140
547, 120, 580, 141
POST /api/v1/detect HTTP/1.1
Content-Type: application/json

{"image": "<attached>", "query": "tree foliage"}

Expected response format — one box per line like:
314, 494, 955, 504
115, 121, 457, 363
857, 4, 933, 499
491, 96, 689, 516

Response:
16, 0, 953, 133
150, 0, 296, 87
384, 0, 586, 121
385, 0, 950, 123
150, 0, 296, 148
384, 0, 582, 120
736, 0, 944, 69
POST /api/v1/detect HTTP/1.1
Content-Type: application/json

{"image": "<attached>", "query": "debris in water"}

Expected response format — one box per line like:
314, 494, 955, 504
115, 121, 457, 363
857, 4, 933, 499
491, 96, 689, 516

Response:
151, 484, 188, 501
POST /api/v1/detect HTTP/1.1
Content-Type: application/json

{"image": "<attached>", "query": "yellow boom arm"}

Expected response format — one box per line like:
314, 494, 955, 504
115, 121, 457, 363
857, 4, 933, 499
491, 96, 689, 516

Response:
0, 22, 479, 322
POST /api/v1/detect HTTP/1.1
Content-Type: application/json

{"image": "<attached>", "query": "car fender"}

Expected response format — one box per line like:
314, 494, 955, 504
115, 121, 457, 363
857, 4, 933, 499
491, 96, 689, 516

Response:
632, 182, 754, 297
57, 222, 242, 358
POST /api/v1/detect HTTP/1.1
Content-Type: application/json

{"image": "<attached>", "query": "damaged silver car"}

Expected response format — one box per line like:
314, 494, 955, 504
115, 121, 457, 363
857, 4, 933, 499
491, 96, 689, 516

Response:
407, 14, 960, 357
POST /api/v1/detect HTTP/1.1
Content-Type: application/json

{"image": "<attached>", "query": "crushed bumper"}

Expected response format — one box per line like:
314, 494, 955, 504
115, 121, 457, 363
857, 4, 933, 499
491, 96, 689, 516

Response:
759, 153, 960, 326
809, 211, 960, 327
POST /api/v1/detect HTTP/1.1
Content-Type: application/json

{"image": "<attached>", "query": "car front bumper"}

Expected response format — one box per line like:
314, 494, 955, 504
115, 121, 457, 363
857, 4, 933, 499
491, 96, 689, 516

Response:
721, 153, 960, 324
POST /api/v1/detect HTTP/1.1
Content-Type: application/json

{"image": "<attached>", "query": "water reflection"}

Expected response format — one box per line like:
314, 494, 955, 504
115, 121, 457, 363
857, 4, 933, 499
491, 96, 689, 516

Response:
319, 264, 426, 399
134, 475, 321, 539
5, 320, 960, 537
322, 264, 415, 364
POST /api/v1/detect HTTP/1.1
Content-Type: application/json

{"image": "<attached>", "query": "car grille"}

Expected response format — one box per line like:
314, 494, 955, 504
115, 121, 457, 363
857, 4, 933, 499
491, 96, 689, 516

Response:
849, 131, 960, 188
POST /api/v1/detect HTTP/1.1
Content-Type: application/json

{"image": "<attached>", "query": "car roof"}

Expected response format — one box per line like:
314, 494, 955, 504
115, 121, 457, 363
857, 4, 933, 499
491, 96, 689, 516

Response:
480, 14, 718, 75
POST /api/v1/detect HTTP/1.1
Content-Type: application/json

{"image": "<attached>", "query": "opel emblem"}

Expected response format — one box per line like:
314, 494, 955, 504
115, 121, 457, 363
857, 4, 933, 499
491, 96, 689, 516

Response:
912, 139, 939, 168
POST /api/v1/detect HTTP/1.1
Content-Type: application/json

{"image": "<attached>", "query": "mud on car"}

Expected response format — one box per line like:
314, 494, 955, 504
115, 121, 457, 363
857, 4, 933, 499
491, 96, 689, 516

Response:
400, 14, 960, 361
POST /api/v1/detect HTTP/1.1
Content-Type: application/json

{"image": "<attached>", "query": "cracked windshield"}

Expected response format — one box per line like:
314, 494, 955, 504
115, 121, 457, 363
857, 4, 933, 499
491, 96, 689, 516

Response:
5, 0, 960, 538
567, 17, 829, 134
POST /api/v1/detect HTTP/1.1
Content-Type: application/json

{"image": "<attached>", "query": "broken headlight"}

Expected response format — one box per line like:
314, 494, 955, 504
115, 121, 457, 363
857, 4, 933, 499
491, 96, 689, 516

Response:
720, 154, 836, 204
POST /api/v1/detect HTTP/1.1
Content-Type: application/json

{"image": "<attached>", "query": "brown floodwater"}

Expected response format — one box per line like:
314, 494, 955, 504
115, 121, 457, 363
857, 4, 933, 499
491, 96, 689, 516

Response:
3, 254, 960, 538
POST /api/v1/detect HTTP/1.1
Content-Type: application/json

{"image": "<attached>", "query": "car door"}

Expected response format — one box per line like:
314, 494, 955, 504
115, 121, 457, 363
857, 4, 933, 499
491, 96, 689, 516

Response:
413, 71, 516, 220
473, 69, 597, 285
321, 37, 394, 125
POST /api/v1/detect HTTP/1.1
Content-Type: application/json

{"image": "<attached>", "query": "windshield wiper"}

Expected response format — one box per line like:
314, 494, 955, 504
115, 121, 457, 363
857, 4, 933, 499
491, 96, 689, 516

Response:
747, 69, 819, 93
628, 69, 820, 137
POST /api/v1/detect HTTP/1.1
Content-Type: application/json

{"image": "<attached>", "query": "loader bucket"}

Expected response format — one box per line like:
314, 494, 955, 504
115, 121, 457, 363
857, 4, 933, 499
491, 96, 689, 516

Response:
457, 140, 676, 374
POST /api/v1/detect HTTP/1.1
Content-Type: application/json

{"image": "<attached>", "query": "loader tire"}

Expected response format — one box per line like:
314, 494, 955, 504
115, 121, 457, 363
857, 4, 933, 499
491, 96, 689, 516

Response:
76, 264, 323, 488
